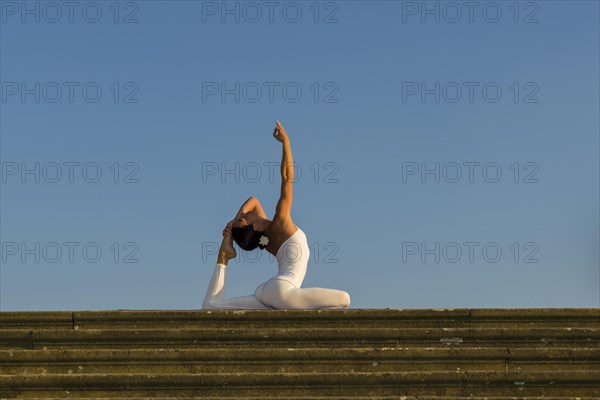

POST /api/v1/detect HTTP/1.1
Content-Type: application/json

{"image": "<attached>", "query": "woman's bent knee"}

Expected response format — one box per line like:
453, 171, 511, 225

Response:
261, 279, 294, 309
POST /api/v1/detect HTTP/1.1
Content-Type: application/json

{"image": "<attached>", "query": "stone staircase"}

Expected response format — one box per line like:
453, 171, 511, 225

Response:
0, 308, 598, 399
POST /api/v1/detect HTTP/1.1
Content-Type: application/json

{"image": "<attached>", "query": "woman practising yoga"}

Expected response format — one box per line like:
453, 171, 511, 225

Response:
202, 120, 351, 310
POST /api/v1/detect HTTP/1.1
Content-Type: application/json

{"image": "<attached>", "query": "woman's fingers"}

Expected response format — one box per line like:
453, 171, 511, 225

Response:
273, 124, 284, 142
275, 120, 288, 139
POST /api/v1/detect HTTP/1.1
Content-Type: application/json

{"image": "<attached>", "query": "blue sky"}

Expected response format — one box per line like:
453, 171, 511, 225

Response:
1, 0, 598, 310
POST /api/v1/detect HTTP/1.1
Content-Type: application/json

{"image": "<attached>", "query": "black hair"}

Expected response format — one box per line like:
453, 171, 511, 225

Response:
232, 225, 268, 251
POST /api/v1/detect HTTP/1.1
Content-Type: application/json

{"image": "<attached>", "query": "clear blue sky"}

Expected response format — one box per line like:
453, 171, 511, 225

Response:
1, 1, 598, 310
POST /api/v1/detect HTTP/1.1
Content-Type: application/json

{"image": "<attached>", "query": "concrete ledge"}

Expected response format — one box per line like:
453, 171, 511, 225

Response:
1, 309, 598, 398
1, 370, 597, 387
3, 347, 598, 363
0, 371, 598, 397
3, 397, 598, 400
2, 327, 598, 350
1, 398, 596, 400
2, 308, 599, 326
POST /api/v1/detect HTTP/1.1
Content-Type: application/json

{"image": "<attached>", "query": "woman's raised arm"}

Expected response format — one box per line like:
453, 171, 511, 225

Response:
273, 120, 293, 219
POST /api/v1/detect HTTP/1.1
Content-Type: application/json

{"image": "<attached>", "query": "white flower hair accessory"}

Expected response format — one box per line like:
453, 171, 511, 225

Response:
259, 234, 269, 247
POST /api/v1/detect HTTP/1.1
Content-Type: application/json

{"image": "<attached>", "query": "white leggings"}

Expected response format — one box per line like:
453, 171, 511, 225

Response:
202, 263, 351, 310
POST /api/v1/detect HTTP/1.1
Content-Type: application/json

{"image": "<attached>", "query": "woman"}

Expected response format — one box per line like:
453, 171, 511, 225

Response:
202, 120, 351, 310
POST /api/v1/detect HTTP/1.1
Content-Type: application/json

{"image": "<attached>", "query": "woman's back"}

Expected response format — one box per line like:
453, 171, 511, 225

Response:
271, 227, 309, 288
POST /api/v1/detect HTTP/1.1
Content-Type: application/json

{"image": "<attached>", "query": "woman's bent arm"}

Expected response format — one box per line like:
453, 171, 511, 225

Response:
231, 196, 267, 222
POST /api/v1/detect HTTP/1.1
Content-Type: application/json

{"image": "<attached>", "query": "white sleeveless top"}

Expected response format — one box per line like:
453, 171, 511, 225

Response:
271, 227, 309, 288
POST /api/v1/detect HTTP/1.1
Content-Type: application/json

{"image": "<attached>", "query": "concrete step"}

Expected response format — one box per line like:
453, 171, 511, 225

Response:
1, 309, 598, 398
1, 347, 598, 374
0, 371, 598, 397
2, 327, 598, 350
3, 398, 599, 400
2, 309, 598, 329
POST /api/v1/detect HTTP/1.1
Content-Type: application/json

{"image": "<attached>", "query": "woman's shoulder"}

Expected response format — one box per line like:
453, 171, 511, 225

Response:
269, 219, 297, 239
266, 219, 298, 254
269, 213, 296, 233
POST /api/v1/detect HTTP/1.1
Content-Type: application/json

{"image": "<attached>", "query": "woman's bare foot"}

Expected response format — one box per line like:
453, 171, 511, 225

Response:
217, 234, 236, 265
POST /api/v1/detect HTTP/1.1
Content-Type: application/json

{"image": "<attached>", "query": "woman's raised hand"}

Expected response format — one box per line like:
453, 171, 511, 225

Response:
272, 120, 289, 143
